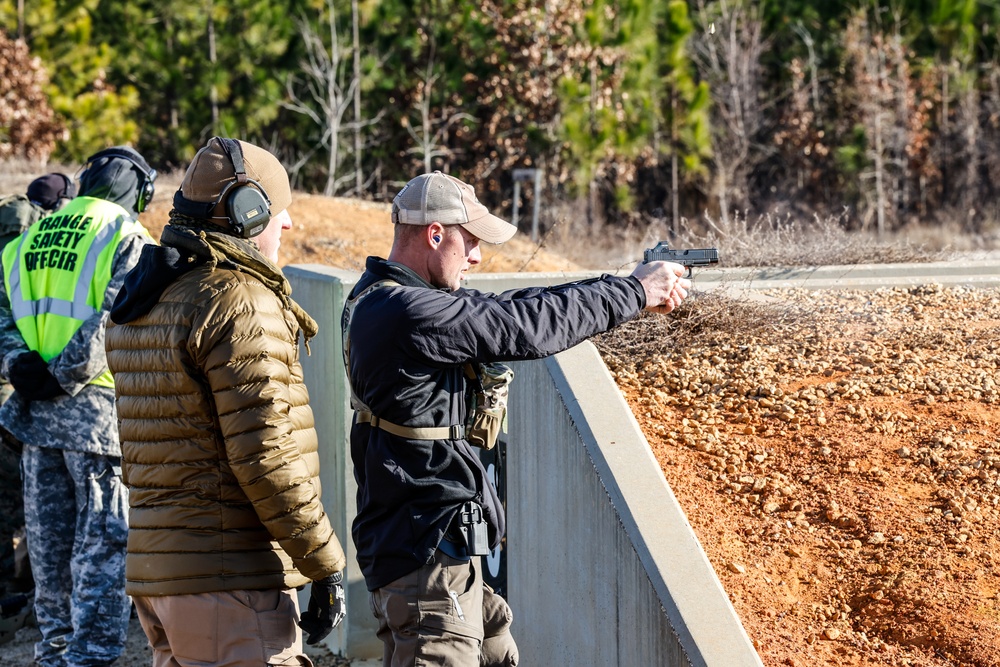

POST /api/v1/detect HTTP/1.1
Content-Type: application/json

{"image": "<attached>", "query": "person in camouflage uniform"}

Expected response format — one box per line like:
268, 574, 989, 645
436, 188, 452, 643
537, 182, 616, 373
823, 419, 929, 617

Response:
0, 150, 154, 667
0, 173, 75, 598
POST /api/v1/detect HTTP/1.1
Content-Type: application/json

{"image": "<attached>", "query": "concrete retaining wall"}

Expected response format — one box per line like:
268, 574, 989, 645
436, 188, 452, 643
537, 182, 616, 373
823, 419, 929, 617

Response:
282, 265, 379, 657
693, 258, 1000, 291
285, 265, 762, 665
451, 258, 1000, 293
507, 345, 761, 666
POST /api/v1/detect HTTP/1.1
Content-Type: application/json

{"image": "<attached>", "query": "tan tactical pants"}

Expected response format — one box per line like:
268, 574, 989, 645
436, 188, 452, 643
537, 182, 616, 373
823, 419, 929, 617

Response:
371, 552, 519, 667
134, 589, 312, 667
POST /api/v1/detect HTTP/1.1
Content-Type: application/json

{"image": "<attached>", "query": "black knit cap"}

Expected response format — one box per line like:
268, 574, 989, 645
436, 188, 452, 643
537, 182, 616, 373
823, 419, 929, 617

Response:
26, 173, 76, 211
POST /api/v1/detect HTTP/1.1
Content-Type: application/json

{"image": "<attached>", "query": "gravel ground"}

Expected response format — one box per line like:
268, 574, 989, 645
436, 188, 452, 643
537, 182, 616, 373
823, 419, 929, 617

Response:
598, 283, 1000, 667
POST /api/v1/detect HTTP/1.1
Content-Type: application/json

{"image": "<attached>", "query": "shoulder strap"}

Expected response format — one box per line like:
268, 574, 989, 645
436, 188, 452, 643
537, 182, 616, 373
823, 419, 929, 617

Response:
342, 279, 399, 412
341, 278, 466, 441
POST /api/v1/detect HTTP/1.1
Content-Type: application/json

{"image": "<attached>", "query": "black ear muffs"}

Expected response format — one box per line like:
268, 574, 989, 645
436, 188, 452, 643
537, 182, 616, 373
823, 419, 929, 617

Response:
57, 173, 75, 200
172, 137, 271, 239
215, 138, 271, 238
84, 147, 157, 213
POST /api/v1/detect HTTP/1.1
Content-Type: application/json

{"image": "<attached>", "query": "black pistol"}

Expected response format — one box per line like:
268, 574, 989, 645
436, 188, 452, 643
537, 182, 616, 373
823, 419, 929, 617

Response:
643, 241, 719, 277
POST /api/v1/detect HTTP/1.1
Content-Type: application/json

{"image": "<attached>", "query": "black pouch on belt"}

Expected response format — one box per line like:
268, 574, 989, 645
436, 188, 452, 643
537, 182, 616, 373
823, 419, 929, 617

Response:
455, 501, 490, 556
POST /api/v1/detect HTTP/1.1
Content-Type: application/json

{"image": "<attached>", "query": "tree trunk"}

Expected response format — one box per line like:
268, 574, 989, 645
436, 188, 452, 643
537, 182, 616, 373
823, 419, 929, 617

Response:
207, 1, 219, 134
717, 170, 730, 227
894, 40, 909, 216
325, 1, 339, 196
327, 119, 339, 196
941, 66, 949, 203
588, 62, 601, 231
670, 90, 679, 237
352, 0, 362, 195
963, 85, 979, 231
873, 100, 886, 237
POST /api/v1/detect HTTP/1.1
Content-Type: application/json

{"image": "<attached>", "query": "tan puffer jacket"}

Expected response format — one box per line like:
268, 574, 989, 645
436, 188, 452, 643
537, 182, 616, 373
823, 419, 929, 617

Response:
106, 231, 346, 596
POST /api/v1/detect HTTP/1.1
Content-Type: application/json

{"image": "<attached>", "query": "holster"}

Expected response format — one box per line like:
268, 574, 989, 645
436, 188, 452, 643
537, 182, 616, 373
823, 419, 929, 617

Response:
448, 501, 491, 557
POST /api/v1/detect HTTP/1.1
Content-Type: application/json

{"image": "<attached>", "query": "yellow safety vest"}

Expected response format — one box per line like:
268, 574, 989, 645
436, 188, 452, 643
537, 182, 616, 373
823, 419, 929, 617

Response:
2, 196, 149, 388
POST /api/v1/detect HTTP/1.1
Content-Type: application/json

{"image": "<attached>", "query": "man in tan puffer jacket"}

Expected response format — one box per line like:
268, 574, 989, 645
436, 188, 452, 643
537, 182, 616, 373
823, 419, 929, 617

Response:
105, 137, 347, 666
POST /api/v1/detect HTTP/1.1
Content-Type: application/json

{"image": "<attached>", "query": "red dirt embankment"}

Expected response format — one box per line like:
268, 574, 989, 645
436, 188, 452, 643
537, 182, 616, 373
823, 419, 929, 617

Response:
598, 285, 1000, 666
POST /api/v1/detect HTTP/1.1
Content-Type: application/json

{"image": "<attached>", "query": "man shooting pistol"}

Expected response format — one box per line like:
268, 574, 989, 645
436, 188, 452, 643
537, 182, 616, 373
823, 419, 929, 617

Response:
643, 241, 720, 277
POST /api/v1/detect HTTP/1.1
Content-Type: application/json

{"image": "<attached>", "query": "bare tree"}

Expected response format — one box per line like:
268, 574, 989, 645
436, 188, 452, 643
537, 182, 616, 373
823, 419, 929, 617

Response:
402, 33, 474, 174
981, 63, 1000, 220
351, 0, 362, 194
761, 23, 823, 212
956, 77, 980, 230
791, 21, 820, 115
0, 31, 63, 162
282, 0, 381, 196
843, 11, 919, 236
690, 0, 767, 225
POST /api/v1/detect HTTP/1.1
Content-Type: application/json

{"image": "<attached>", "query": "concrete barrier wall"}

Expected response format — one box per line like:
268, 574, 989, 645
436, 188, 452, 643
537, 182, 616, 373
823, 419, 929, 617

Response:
457, 258, 1000, 293
693, 258, 1000, 291
283, 265, 379, 658
286, 266, 761, 664
507, 345, 762, 666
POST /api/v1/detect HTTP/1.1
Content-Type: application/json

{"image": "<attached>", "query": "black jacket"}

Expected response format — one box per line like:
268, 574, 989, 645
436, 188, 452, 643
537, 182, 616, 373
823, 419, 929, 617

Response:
345, 256, 647, 590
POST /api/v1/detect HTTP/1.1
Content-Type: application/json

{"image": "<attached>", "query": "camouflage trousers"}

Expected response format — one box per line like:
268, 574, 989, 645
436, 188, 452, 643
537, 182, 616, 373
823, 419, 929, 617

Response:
22, 445, 130, 667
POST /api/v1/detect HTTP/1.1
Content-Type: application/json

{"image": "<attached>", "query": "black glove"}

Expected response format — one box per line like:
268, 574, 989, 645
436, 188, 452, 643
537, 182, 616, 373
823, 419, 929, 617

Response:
8, 351, 67, 401
298, 571, 345, 645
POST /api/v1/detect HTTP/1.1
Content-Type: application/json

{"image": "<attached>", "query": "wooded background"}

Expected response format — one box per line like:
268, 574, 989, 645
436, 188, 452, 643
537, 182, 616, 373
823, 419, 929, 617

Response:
2, 0, 1000, 238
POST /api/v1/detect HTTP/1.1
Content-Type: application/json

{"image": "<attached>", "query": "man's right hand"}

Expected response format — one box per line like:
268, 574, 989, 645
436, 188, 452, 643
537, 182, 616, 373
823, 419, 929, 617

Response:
298, 571, 346, 645
630, 260, 691, 314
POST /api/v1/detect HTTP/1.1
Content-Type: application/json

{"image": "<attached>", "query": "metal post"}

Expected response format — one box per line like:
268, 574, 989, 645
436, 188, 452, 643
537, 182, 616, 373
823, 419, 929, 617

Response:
512, 168, 543, 242
530, 170, 542, 243
512, 180, 522, 231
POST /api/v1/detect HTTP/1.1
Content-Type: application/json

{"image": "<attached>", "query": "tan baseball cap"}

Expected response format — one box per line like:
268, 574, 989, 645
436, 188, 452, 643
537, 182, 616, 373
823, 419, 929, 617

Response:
179, 138, 292, 218
391, 171, 516, 244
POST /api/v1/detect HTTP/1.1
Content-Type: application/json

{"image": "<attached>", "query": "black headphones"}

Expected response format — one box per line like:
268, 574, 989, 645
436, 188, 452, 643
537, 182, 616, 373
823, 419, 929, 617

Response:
171, 137, 271, 239
54, 173, 75, 200
85, 147, 157, 213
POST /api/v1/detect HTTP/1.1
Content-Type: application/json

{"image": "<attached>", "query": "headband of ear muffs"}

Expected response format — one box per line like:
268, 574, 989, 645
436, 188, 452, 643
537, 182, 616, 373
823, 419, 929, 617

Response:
55, 173, 75, 199
170, 138, 272, 238
84, 148, 157, 213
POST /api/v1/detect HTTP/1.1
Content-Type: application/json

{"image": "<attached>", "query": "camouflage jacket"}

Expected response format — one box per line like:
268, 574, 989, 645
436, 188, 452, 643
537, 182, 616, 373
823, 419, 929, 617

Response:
0, 224, 150, 456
